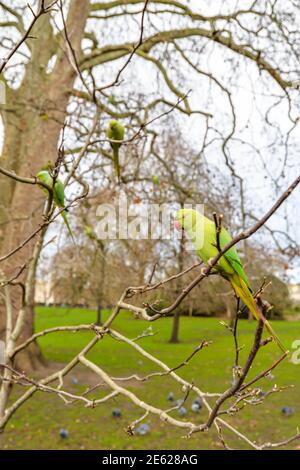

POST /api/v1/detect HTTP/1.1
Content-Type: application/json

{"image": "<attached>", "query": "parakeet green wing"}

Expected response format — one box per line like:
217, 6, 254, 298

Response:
37, 170, 75, 244
53, 179, 65, 208
218, 228, 251, 290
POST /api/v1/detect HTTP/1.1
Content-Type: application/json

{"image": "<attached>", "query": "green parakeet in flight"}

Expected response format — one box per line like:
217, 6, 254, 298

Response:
106, 120, 125, 182
174, 209, 286, 352
36, 170, 75, 243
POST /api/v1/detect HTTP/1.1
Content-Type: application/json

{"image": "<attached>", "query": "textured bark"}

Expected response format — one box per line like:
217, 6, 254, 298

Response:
0, 0, 90, 370
169, 308, 181, 344
96, 304, 102, 326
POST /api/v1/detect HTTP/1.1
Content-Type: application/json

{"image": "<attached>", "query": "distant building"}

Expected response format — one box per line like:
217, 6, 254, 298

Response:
288, 284, 300, 304
35, 279, 54, 305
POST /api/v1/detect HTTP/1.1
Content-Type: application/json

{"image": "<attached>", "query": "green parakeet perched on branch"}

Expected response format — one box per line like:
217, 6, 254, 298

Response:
36, 170, 75, 243
106, 120, 125, 182
152, 175, 160, 186
174, 208, 286, 352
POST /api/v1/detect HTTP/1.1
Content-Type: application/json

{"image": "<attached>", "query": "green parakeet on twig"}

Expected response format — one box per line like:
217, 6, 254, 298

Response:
174, 208, 286, 352
36, 170, 75, 243
106, 120, 125, 182
152, 175, 160, 186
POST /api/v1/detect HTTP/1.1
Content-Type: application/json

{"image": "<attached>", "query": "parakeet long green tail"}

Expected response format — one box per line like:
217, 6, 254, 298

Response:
113, 146, 120, 182
61, 209, 76, 245
230, 274, 286, 353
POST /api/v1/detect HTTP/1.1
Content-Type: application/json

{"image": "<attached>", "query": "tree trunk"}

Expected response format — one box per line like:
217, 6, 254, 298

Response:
0, 0, 90, 371
169, 308, 181, 344
188, 301, 193, 317
96, 304, 102, 326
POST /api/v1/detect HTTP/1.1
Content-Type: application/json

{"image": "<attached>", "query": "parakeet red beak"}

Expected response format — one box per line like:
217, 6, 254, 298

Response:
174, 220, 182, 231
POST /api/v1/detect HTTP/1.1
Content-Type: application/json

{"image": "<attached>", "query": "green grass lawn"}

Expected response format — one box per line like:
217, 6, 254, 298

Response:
1, 307, 300, 450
